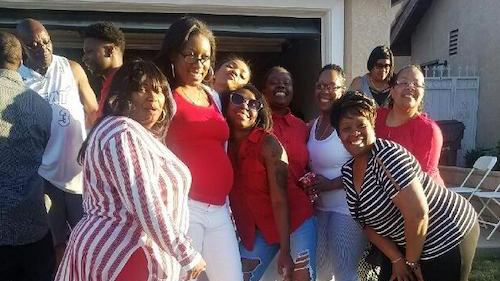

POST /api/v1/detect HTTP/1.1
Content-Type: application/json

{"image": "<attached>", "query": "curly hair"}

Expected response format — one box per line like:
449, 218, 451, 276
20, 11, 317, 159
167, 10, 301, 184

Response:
330, 90, 377, 131
83, 22, 125, 52
155, 16, 216, 88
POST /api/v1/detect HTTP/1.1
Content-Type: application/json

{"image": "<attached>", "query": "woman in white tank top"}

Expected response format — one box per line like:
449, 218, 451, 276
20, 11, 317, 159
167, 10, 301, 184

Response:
305, 64, 367, 281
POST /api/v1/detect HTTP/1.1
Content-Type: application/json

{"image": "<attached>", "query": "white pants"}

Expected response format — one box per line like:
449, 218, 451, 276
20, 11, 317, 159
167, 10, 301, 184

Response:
187, 199, 243, 281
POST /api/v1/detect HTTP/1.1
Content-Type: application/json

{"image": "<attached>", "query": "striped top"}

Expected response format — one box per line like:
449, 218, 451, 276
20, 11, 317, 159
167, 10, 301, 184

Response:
342, 139, 477, 260
55, 116, 201, 281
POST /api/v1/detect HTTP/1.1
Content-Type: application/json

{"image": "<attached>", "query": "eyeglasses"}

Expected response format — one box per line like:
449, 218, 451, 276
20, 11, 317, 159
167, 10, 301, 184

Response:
230, 93, 262, 111
395, 80, 425, 89
374, 63, 391, 69
315, 83, 344, 92
182, 53, 211, 65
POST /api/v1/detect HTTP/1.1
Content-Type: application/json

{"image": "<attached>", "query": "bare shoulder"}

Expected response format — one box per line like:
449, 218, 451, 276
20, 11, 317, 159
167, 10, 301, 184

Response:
68, 60, 86, 78
349, 76, 362, 91
262, 134, 285, 159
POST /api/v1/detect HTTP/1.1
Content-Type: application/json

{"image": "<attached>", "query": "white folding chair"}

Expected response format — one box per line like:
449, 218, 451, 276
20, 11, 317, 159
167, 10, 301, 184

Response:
472, 183, 500, 240
449, 156, 497, 200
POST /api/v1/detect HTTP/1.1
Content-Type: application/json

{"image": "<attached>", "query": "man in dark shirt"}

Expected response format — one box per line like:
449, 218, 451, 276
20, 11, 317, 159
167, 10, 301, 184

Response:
0, 31, 54, 280
82, 22, 125, 117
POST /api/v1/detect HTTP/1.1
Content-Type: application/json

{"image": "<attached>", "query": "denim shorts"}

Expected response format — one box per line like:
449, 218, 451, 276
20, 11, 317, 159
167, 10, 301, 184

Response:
239, 216, 317, 281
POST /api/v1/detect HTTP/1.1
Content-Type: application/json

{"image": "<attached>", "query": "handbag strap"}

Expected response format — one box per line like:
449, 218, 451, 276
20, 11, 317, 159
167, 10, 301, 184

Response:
375, 156, 402, 191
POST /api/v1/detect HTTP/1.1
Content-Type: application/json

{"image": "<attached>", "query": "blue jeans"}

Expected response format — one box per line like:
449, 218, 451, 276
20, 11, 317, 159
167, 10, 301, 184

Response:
239, 217, 317, 281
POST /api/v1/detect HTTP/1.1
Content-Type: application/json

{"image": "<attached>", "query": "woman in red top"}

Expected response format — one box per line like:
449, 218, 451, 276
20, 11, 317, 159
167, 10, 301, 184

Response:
156, 17, 243, 281
225, 84, 317, 281
375, 65, 445, 186
261, 66, 317, 280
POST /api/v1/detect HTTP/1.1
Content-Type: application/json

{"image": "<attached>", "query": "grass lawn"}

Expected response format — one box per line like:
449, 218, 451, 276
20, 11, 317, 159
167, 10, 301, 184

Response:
469, 255, 500, 281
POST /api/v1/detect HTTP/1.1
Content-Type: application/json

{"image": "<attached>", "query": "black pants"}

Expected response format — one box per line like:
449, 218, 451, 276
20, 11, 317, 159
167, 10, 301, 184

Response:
0, 231, 55, 281
379, 221, 480, 281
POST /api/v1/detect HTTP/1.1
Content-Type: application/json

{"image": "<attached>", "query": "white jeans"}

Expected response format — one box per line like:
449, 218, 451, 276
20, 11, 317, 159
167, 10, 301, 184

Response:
187, 199, 243, 281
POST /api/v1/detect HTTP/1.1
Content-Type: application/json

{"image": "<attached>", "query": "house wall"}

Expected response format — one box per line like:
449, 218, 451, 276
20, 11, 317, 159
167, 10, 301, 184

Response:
344, 0, 393, 84
409, 0, 500, 149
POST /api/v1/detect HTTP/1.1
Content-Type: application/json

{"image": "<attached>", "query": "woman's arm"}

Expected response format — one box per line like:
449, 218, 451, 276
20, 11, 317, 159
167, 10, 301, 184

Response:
392, 178, 429, 264
102, 130, 202, 271
364, 227, 416, 281
411, 120, 443, 177
262, 134, 293, 281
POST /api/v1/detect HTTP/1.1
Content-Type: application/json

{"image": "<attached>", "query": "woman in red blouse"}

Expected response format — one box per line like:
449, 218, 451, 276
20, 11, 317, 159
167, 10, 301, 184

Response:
156, 17, 243, 281
260, 66, 317, 280
225, 84, 317, 281
375, 65, 445, 186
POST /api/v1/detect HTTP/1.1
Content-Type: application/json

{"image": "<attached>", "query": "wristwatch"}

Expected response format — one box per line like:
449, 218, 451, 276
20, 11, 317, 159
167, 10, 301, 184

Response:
405, 261, 420, 271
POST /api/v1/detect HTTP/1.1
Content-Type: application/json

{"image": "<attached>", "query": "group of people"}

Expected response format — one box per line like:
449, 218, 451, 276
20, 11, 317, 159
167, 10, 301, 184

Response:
0, 15, 479, 281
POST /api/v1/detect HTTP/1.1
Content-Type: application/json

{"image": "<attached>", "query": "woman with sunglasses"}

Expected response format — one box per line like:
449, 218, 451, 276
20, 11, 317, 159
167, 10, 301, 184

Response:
304, 64, 366, 281
156, 17, 243, 281
331, 91, 478, 281
375, 65, 445, 186
225, 84, 311, 281
260, 66, 317, 281
349, 45, 394, 107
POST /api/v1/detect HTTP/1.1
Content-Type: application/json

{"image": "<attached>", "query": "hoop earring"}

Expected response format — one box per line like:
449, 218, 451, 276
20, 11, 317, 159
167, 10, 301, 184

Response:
171, 64, 176, 80
157, 108, 167, 123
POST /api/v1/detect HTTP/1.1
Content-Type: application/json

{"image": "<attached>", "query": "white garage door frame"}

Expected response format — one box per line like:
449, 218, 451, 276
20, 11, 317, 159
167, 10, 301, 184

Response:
0, 0, 344, 67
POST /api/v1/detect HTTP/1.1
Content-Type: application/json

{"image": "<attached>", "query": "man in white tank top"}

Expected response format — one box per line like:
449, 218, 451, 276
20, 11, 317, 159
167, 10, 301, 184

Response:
16, 18, 98, 264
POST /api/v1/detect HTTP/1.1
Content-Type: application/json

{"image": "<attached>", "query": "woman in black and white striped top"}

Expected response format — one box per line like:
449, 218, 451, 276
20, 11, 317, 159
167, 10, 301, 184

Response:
330, 91, 479, 281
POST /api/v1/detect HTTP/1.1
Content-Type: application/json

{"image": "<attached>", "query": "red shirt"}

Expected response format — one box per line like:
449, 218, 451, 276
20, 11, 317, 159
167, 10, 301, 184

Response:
97, 69, 118, 118
272, 112, 313, 223
165, 91, 233, 205
375, 108, 445, 186
230, 128, 312, 250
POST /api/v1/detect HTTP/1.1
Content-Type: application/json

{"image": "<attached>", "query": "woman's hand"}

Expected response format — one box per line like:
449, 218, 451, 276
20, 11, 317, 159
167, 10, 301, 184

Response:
277, 250, 293, 281
389, 259, 415, 281
412, 267, 425, 281
183, 258, 206, 280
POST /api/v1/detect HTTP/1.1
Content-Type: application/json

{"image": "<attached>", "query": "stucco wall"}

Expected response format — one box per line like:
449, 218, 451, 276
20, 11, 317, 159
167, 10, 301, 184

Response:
344, 0, 393, 84
409, 0, 500, 149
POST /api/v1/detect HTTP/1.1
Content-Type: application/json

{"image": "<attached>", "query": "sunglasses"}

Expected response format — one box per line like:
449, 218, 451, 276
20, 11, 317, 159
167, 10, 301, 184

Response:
230, 93, 263, 111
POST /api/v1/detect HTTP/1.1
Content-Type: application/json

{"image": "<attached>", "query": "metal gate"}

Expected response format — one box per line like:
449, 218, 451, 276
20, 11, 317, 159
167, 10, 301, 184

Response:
423, 67, 479, 166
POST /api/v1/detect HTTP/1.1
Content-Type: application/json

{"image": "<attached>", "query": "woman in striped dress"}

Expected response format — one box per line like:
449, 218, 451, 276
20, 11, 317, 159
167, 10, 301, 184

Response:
55, 60, 205, 281
330, 91, 479, 281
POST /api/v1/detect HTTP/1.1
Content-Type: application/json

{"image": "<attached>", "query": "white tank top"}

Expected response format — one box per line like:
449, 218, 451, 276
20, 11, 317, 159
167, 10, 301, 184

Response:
307, 117, 352, 214
19, 55, 86, 194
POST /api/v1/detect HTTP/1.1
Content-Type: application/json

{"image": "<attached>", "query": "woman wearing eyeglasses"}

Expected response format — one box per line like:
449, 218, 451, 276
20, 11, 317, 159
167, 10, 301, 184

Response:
259, 66, 317, 281
349, 45, 394, 107
304, 64, 366, 281
375, 65, 445, 186
331, 91, 478, 281
156, 17, 243, 281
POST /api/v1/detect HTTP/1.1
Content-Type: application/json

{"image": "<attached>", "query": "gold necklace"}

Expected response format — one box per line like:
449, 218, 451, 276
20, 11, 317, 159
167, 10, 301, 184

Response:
180, 86, 206, 105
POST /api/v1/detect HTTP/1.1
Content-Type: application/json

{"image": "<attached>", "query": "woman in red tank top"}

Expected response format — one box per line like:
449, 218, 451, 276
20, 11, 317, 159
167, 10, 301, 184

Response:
225, 84, 317, 281
156, 17, 243, 281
